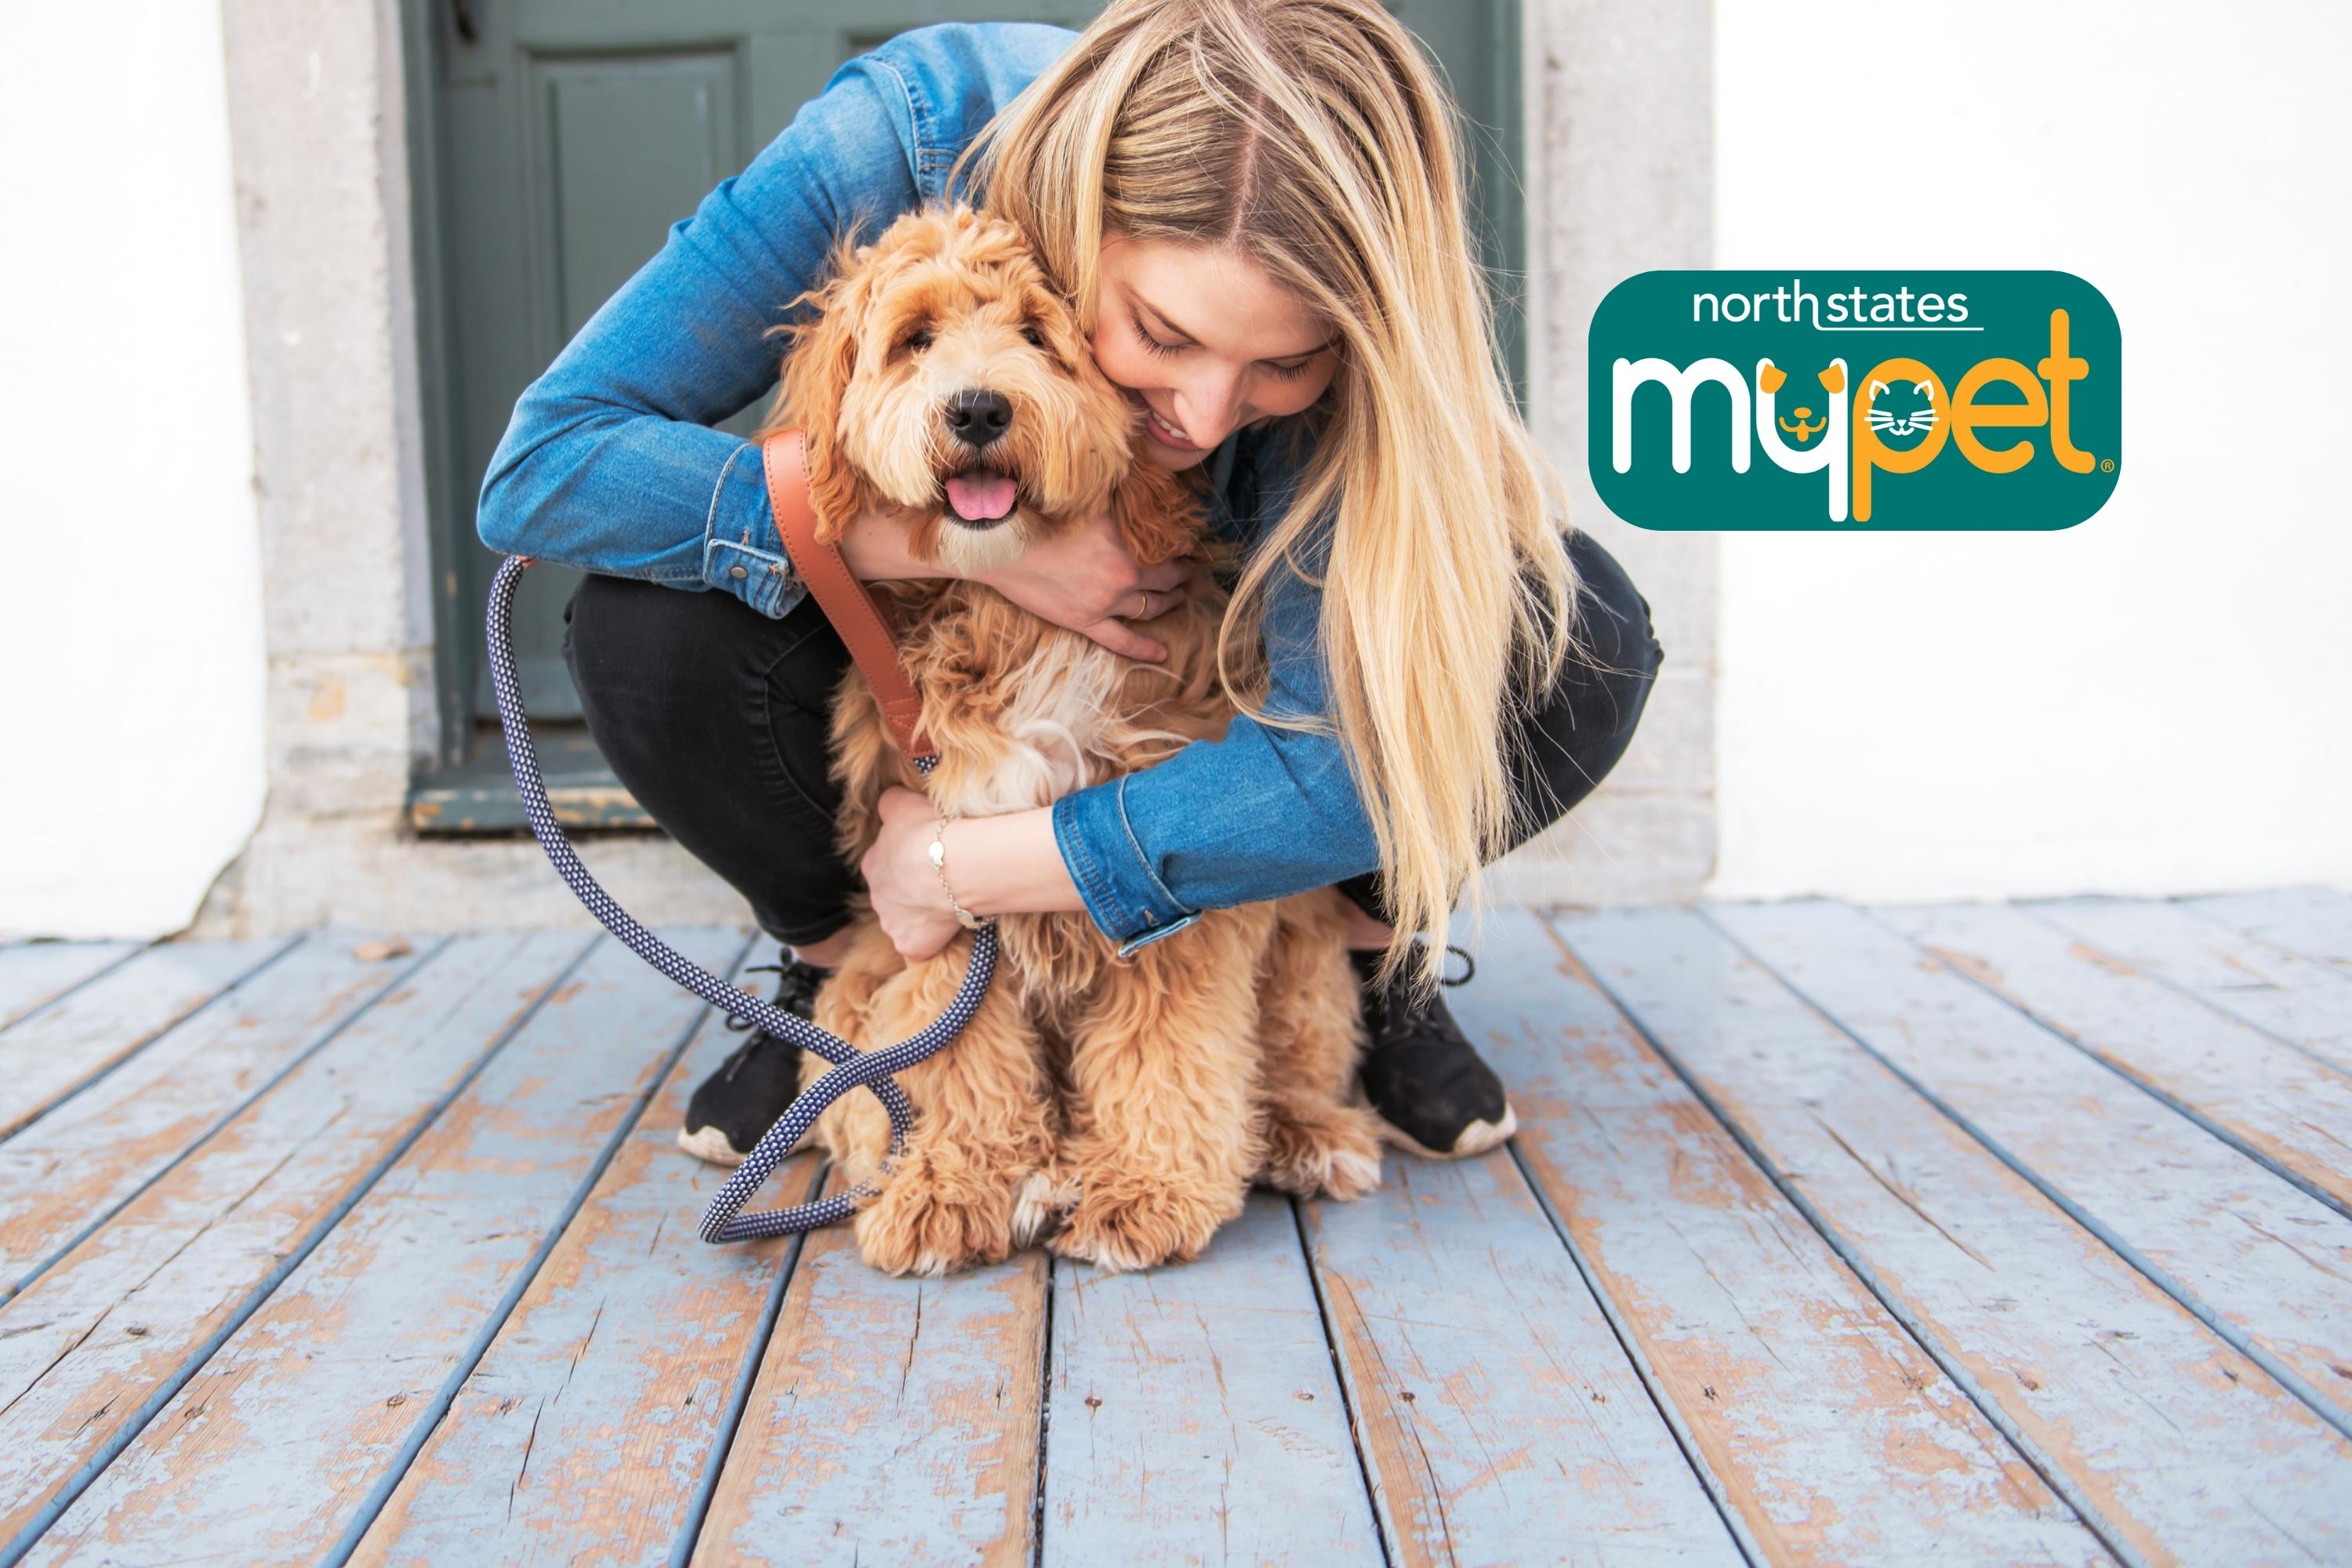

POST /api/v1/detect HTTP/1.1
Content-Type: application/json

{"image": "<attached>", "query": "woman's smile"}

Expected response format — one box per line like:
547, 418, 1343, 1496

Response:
1135, 394, 1206, 453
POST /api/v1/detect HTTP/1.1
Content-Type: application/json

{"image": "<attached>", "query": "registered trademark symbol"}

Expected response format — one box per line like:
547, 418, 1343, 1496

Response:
2100, 458, 2115, 473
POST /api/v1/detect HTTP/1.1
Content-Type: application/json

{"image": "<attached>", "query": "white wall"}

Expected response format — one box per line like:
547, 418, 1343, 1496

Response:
1709, 0, 2351, 900
0, 0, 266, 938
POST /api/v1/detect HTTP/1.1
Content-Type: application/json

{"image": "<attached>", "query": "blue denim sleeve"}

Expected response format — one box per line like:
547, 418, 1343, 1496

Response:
1052, 539, 1384, 955
473, 59, 924, 616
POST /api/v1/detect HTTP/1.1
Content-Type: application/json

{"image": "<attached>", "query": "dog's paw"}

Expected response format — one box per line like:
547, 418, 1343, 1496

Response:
853, 1157, 1014, 1277
1010, 1165, 1080, 1247
1255, 1100, 1385, 1200
1049, 1180, 1240, 1273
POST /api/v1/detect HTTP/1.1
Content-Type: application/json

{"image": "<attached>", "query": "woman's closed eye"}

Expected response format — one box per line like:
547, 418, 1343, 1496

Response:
1130, 314, 1181, 361
1131, 308, 1317, 381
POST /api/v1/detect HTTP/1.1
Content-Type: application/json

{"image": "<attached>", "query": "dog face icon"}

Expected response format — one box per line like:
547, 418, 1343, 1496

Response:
773, 206, 1171, 579
1777, 406, 1824, 444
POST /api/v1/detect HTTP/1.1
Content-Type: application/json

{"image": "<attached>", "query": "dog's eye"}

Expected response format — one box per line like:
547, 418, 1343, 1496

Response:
1021, 325, 1046, 350
899, 328, 934, 354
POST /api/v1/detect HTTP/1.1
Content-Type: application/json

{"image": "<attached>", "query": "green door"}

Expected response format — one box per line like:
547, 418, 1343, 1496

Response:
406, 0, 1521, 829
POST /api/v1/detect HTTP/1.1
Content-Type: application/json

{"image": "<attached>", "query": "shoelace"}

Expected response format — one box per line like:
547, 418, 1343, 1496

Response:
718, 961, 826, 1080
720, 964, 782, 1033
1363, 943, 1478, 1044
1365, 943, 1477, 996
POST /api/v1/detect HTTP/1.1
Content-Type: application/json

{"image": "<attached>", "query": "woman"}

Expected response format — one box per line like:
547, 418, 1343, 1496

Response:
477, 0, 1661, 1167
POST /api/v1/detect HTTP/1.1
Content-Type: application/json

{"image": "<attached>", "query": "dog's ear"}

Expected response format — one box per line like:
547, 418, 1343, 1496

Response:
1028, 299, 1098, 387
771, 254, 877, 544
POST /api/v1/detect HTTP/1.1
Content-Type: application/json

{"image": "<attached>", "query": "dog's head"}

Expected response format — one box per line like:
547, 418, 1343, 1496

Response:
770, 206, 1191, 577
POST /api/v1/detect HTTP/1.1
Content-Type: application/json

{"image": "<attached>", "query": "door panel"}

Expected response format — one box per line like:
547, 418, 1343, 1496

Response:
468, 51, 750, 718
539, 55, 739, 343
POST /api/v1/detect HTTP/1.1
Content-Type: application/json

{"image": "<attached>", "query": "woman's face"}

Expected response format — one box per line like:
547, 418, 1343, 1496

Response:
1091, 234, 1339, 470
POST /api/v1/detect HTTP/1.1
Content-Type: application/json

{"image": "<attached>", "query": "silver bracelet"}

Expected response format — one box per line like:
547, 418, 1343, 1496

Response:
927, 815, 993, 931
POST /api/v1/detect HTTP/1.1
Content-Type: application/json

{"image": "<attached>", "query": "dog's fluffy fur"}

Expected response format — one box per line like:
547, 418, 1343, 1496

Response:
758, 205, 1382, 1276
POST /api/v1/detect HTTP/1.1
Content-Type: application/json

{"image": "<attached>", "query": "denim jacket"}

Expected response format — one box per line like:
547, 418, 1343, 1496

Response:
477, 21, 1380, 953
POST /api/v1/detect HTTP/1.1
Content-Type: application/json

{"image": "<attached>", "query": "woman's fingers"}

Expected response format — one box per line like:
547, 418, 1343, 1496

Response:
967, 503, 1204, 655
1081, 617, 1171, 663
875, 784, 929, 822
1129, 585, 1187, 621
862, 786, 961, 961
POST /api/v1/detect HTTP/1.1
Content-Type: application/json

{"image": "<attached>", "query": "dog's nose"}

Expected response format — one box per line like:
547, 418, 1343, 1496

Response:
943, 389, 1013, 449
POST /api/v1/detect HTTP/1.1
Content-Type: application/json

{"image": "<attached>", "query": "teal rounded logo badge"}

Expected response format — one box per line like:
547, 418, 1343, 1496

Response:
1589, 271, 2121, 529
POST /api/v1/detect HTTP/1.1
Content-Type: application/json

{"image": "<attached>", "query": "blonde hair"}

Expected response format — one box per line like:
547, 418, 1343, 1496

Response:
958, 0, 1577, 989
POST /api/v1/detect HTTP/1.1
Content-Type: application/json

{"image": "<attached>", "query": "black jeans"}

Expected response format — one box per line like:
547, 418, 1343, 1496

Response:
563, 532, 1663, 946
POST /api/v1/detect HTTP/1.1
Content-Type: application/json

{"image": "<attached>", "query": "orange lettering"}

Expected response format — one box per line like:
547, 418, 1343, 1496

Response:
1951, 358, 2049, 474
2037, 309, 2093, 474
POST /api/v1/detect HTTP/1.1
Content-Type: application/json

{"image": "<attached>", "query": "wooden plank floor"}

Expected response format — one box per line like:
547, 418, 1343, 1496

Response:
0, 893, 2345, 1566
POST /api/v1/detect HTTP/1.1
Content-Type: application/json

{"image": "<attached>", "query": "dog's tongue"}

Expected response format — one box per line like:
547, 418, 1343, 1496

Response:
946, 470, 1018, 521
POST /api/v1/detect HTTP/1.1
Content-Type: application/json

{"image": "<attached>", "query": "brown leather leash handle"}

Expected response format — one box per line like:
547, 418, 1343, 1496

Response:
760, 430, 933, 759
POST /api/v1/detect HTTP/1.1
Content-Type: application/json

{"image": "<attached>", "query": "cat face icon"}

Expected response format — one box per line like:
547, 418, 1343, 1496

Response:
1864, 379, 1940, 448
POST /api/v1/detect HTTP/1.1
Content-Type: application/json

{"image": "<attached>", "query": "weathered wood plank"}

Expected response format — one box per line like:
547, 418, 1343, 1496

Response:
350, 966, 830, 1568
1041, 1191, 1381, 1568
1461, 909, 2108, 1567
0, 942, 142, 1031
21, 929, 744, 1566
2030, 895, 2352, 1076
1301, 1151, 1740, 1566
691, 1185, 1047, 1568
0, 937, 294, 1139
1711, 898, 2352, 1437
0, 933, 587, 1549
0, 934, 426, 1298
0, 931, 593, 1559
2184, 887, 2352, 977
1883, 902, 2352, 1215
1566, 905, 2352, 1566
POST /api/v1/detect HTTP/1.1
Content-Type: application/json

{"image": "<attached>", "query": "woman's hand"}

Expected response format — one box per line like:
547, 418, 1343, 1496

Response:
976, 504, 1194, 661
839, 501, 1192, 660
860, 786, 966, 962
860, 793, 1086, 960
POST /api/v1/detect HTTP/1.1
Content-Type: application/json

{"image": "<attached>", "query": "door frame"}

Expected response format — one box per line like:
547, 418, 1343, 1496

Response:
397, 0, 1529, 803
400, 0, 478, 775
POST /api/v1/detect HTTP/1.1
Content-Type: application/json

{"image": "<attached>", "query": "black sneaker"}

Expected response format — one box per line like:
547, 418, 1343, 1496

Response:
1350, 944, 1518, 1159
677, 954, 830, 1167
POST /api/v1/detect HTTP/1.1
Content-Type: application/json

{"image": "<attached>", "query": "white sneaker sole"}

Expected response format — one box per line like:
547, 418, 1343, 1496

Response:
677, 1121, 820, 1167
677, 1125, 749, 1167
1377, 1101, 1518, 1160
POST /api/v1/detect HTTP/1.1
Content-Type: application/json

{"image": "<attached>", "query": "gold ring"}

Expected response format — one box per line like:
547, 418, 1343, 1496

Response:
1137, 590, 1154, 619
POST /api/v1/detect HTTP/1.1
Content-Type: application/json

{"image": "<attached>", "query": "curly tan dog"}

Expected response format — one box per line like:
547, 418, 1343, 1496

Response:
757, 205, 1383, 1277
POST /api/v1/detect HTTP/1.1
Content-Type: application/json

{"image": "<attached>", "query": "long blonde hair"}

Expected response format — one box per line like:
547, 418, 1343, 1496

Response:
960, 0, 1577, 989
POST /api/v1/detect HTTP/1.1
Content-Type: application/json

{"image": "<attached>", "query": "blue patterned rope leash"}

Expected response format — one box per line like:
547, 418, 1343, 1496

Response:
487, 555, 994, 1241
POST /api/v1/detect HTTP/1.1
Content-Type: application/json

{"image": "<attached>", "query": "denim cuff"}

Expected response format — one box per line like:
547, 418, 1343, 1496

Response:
701, 441, 809, 619
1052, 778, 1201, 956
